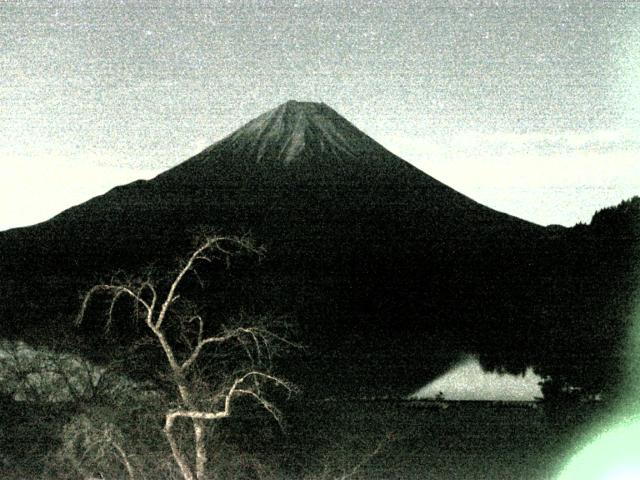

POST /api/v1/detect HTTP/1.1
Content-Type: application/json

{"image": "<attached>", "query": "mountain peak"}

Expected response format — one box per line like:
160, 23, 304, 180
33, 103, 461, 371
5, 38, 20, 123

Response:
219, 100, 367, 165
263, 100, 336, 129
278, 99, 330, 113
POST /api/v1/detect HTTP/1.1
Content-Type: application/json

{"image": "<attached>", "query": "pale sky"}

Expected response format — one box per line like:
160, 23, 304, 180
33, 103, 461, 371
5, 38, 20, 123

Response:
1, 1, 639, 231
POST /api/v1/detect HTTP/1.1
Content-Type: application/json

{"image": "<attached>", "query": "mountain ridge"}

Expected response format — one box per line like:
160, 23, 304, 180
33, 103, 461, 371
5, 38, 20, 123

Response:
0, 100, 539, 236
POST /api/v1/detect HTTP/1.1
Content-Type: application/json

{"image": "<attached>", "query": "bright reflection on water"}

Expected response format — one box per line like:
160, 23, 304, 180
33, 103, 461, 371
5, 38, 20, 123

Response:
412, 356, 543, 401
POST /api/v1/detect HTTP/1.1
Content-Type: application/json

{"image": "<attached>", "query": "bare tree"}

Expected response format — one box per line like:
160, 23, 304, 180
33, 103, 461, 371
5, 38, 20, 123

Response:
56, 414, 139, 480
77, 236, 295, 480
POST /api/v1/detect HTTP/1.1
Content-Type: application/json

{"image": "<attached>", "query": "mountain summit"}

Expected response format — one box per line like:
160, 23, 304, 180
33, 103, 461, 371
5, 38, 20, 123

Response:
160, 100, 528, 232
217, 100, 366, 164
1, 101, 634, 397
166, 99, 421, 175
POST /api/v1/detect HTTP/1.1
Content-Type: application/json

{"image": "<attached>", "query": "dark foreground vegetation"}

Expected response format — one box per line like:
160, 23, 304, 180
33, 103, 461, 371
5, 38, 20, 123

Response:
0, 232, 615, 479
0, 393, 609, 479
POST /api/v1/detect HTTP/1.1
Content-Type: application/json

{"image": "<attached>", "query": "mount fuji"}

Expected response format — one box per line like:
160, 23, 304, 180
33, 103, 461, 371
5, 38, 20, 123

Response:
0, 101, 636, 397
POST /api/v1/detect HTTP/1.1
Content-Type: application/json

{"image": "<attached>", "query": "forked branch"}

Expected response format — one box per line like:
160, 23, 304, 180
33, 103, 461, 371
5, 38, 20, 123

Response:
76, 235, 292, 480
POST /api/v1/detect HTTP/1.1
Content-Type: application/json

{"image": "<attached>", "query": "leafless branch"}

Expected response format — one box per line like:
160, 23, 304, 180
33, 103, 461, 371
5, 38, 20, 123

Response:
337, 436, 388, 480
77, 284, 152, 329
74, 235, 293, 480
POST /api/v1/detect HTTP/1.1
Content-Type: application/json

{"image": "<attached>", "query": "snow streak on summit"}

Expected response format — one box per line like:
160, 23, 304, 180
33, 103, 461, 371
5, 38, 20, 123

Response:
218, 101, 365, 164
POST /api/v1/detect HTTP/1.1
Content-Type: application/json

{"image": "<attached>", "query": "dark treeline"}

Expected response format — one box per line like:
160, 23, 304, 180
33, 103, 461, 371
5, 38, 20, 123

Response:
477, 197, 640, 399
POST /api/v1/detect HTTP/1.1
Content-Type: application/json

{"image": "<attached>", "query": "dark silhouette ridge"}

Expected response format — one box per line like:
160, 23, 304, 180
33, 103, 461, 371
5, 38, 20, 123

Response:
0, 101, 637, 397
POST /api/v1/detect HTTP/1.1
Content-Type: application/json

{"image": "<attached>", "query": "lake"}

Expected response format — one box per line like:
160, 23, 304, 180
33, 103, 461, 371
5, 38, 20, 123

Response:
0, 396, 609, 479
252, 399, 610, 480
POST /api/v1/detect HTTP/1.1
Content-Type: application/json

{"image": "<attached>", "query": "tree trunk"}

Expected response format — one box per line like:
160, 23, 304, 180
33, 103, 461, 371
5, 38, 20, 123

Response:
112, 440, 137, 480
194, 419, 208, 480
165, 415, 196, 480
